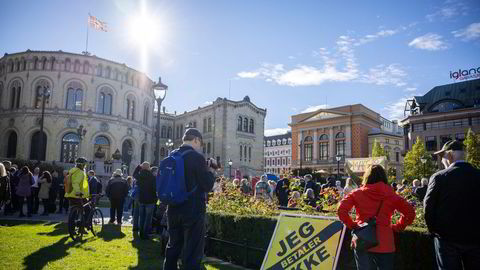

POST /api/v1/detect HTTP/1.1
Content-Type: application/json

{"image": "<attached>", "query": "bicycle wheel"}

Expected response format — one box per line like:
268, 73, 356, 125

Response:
68, 206, 84, 241
89, 208, 104, 236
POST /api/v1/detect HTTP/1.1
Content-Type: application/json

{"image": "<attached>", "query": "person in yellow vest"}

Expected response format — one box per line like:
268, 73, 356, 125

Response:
65, 157, 90, 208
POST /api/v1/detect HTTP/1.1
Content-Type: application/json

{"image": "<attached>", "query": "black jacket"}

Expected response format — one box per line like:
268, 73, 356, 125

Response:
105, 176, 129, 201
414, 185, 427, 201
168, 145, 215, 215
135, 169, 157, 204
424, 162, 480, 244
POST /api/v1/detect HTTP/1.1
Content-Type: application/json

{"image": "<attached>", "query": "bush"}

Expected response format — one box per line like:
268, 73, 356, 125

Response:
205, 212, 436, 269
3, 158, 64, 174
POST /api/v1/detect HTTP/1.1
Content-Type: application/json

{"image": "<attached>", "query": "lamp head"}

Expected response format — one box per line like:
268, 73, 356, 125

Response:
153, 77, 168, 101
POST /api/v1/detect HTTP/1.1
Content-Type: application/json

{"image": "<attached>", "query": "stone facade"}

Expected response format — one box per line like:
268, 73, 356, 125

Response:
0, 50, 156, 173
368, 130, 404, 179
264, 132, 292, 175
153, 96, 266, 177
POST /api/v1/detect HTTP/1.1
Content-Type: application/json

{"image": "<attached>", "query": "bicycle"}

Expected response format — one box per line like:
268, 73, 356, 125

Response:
68, 193, 104, 241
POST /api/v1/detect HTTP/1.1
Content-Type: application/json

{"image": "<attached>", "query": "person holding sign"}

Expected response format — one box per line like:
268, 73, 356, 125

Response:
337, 165, 415, 270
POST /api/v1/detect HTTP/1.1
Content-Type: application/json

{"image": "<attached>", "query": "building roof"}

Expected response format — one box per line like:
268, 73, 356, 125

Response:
368, 128, 403, 138
264, 131, 292, 142
412, 78, 480, 114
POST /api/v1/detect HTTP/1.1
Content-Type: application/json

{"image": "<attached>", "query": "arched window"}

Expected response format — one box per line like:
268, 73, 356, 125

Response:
394, 147, 401, 162
160, 147, 165, 157
143, 104, 150, 125
141, 143, 147, 162
319, 134, 329, 160
105, 66, 111, 78
303, 136, 313, 162
97, 64, 103, 76
161, 125, 167, 138
203, 118, 207, 133
97, 86, 113, 115
243, 118, 248, 132
50, 57, 55, 70
34, 79, 51, 109
207, 117, 212, 132
114, 69, 119, 80
166, 126, 172, 138
94, 136, 111, 160
65, 81, 83, 111
126, 95, 135, 120
249, 119, 254, 133
9, 80, 21, 109
30, 131, 47, 161
6, 131, 17, 158
239, 145, 243, 160
83, 61, 90, 74
65, 58, 71, 71
122, 140, 134, 166
207, 142, 211, 155
61, 133, 80, 162
33, 57, 38, 70
15, 60, 20, 71
244, 145, 247, 162
384, 146, 391, 161
335, 132, 345, 156
74, 60, 81, 73
41, 57, 47, 70
237, 116, 242, 131
22, 58, 27, 71
267, 159, 270, 166
248, 147, 252, 162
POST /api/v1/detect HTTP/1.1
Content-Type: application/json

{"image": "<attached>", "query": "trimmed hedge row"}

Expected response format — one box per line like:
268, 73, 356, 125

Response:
205, 212, 436, 269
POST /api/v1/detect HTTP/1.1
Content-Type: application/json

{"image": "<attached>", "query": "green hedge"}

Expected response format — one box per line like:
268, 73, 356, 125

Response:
206, 212, 436, 269
2, 159, 64, 174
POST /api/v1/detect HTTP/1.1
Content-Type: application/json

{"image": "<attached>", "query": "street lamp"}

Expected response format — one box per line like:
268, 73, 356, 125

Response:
165, 139, 174, 156
38, 86, 51, 161
153, 77, 168, 166
228, 159, 233, 179
420, 157, 427, 178
336, 154, 342, 181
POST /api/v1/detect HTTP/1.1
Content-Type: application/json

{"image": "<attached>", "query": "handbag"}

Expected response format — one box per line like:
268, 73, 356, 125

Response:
351, 200, 383, 251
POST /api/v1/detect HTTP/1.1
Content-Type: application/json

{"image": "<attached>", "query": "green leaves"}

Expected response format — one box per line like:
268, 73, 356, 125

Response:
465, 128, 480, 169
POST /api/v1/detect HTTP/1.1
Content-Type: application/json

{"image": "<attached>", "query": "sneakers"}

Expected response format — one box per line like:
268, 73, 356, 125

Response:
108, 220, 115, 224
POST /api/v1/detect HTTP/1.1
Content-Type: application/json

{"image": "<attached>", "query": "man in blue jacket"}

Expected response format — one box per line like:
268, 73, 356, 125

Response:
163, 128, 215, 270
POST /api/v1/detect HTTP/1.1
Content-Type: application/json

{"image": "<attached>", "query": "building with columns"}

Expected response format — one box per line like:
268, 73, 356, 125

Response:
264, 131, 292, 175
289, 104, 385, 174
0, 50, 156, 173
153, 96, 267, 177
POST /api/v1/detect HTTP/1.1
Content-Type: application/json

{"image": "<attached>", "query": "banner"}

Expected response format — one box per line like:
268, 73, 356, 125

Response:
345, 157, 387, 173
261, 214, 346, 270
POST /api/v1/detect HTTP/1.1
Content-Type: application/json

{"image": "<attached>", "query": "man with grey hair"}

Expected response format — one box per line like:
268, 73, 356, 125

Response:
424, 140, 480, 269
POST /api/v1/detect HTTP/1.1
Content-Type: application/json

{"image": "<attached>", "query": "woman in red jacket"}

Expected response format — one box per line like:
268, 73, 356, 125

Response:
337, 165, 415, 270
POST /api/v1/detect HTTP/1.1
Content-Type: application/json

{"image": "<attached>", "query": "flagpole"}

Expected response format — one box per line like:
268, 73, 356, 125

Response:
85, 13, 90, 55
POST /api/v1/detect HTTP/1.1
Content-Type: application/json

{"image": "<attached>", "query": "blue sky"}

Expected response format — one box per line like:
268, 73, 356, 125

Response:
2, 0, 480, 136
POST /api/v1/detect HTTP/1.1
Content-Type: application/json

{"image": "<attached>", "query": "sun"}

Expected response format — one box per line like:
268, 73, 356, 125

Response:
127, 13, 160, 48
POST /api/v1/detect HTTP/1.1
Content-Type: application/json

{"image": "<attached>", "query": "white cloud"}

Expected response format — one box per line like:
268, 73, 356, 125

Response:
301, 104, 328, 113
452, 22, 480, 41
426, 0, 469, 22
360, 64, 408, 87
264, 128, 291, 137
204, 101, 213, 106
288, 55, 296, 60
404, 87, 417, 92
354, 29, 398, 46
384, 97, 410, 121
408, 33, 448, 51
237, 71, 260, 78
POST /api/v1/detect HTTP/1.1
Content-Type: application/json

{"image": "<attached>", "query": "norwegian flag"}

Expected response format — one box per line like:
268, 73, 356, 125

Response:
88, 14, 108, 32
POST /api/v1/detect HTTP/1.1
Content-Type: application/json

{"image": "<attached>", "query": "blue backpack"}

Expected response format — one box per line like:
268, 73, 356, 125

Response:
156, 149, 196, 205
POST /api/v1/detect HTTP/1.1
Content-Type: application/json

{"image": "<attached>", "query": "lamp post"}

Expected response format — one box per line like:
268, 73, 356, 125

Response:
76, 124, 87, 158
38, 86, 51, 161
336, 154, 342, 181
420, 157, 427, 178
228, 159, 233, 179
165, 139, 174, 156
153, 77, 168, 166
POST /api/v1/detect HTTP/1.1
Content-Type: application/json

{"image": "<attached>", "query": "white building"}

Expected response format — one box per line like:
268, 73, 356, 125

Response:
264, 131, 292, 175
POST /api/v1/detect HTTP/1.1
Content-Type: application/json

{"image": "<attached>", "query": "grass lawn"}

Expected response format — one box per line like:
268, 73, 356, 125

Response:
0, 220, 238, 270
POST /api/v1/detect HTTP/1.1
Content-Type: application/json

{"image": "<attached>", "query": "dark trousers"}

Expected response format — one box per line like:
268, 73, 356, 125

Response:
164, 212, 206, 270
434, 237, 480, 270
109, 198, 124, 223
18, 196, 33, 216
58, 189, 68, 212
354, 249, 394, 270
31, 187, 40, 213
41, 199, 49, 215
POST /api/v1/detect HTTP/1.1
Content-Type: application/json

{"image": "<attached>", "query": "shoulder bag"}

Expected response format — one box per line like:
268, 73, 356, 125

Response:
351, 200, 383, 251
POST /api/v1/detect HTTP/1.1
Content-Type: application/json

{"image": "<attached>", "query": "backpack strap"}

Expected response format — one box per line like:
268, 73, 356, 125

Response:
179, 149, 197, 194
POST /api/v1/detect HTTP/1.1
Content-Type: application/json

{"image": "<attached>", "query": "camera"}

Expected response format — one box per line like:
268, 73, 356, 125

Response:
206, 158, 220, 170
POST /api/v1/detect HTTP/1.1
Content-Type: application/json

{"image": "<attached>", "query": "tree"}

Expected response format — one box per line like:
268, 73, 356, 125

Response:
371, 139, 386, 158
464, 128, 480, 169
403, 137, 436, 181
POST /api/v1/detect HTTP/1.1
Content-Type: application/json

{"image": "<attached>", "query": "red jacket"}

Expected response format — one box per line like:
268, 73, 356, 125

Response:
337, 182, 415, 253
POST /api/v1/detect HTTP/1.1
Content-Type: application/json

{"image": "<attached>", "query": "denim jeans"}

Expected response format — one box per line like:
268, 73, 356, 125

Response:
123, 196, 132, 211
163, 211, 206, 270
354, 249, 394, 270
132, 200, 140, 230
138, 203, 154, 238
109, 198, 124, 224
434, 237, 480, 270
